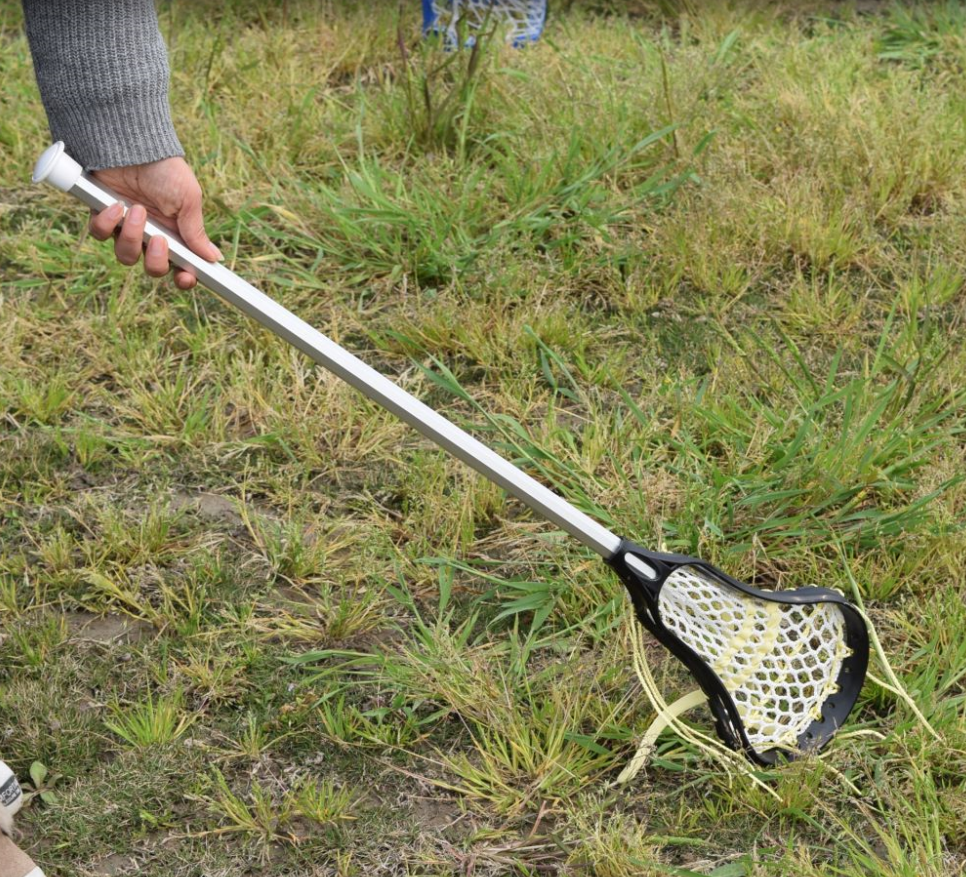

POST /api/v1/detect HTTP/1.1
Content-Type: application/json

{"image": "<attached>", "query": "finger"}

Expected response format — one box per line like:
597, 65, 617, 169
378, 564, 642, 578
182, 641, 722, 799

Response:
174, 269, 197, 290
115, 204, 147, 266
176, 195, 222, 262
144, 235, 169, 278
90, 202, 125, 241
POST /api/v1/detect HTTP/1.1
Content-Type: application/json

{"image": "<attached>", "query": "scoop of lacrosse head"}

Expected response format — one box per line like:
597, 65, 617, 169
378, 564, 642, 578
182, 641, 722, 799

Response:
608, 541, 869, 765
422, 0, 547, 47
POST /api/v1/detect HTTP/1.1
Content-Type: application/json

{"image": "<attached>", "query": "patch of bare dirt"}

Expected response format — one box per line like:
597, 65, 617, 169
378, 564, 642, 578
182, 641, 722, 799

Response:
64, 612, 152, 644
410, 795, 468, 833
86, 853, 137, 877
169, 490, 244, 524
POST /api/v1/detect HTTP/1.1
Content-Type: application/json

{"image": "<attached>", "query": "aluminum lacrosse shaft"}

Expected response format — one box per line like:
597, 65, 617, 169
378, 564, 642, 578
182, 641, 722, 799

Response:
33, 142, 626, 561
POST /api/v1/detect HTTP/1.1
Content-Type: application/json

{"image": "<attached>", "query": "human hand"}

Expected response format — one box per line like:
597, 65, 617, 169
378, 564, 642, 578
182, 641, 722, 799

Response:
88, 157, 221, 289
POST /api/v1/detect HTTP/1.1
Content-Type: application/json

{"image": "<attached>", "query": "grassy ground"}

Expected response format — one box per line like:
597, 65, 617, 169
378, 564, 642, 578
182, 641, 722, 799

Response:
2, 1, 966, 874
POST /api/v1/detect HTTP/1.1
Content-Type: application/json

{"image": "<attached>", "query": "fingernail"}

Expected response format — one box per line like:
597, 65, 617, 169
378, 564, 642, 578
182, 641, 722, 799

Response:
147, 236, 165, 257
212, 246, 224, 261
129, 205, 147, 224
105, 202, 123, 220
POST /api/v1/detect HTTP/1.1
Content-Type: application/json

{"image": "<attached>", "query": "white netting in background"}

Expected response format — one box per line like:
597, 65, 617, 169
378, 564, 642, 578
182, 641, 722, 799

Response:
657, 566, 851, 749
426, 0, 547, 45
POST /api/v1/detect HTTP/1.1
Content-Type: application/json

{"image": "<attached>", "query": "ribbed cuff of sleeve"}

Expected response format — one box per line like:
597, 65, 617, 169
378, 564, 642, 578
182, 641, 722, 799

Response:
23, 0, 185, 171
47, 84, 184, 171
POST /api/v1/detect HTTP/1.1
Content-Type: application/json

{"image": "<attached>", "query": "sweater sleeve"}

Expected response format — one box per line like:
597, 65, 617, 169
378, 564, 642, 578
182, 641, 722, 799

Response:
22, 0, 184, 170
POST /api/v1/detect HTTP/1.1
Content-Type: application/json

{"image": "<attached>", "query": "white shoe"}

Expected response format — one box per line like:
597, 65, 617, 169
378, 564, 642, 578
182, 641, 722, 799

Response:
0, 761, 23, 836
0, 762, 44, 877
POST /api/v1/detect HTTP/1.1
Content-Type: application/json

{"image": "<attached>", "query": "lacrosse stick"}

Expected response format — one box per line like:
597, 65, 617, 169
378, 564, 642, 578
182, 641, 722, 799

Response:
422, 0, 547, 47
32, 143, 869, 766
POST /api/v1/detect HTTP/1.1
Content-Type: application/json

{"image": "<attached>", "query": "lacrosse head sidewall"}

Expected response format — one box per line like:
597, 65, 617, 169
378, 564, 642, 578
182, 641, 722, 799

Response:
608, 541, 869, 765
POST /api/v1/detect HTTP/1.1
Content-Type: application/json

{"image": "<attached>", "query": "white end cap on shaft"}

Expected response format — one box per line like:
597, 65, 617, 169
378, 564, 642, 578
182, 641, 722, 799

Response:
32, 142, 82, 192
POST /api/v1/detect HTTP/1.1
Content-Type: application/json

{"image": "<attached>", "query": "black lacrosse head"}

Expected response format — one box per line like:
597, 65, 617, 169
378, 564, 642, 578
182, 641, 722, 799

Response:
608, 540, 869, 766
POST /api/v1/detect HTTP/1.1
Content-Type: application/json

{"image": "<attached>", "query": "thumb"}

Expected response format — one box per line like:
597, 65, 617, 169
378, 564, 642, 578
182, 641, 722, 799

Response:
176, 193, 222, 263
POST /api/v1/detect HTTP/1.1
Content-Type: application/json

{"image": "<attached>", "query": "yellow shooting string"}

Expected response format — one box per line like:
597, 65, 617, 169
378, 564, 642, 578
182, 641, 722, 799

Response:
618, 607, 866, 798
618, 610, 783, 799
617, 688, 708, 784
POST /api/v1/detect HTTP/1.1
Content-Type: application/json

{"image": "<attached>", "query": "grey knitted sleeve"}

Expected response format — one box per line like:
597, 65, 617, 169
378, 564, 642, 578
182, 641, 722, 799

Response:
22, 0, 184, 170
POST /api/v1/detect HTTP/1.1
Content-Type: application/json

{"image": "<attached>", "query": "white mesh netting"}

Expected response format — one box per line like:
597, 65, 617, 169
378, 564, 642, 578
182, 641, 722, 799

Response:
657, 565, 851, 749
426, 0, 547, 45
